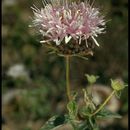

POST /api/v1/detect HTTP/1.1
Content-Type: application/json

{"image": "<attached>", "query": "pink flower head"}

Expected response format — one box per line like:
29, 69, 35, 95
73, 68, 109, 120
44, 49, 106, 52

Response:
30, 0, 106, 53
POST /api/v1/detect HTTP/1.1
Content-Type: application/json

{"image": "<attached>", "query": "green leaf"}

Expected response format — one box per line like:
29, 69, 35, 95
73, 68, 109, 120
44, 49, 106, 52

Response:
85, 74, 99, 84
39, 116, 57, 130
96, 108, 122, 119
39, 115, 66, 130
75, 55, 88, 60
67, 101, 78, 119
48, 50, 56, 55
89, 117, 94, 128
79, 106, 92, 117
115, 91, 122, 98
54, 115, 65, 126
71, 91, 78, 100
77, 121, 89, 130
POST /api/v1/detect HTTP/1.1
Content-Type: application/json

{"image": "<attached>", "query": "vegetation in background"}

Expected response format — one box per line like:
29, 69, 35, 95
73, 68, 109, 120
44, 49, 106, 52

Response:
2, 0, 128, 130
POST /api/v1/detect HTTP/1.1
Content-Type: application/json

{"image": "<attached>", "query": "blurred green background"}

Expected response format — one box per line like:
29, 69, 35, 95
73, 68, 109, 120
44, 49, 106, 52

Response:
2, 0, 128, 130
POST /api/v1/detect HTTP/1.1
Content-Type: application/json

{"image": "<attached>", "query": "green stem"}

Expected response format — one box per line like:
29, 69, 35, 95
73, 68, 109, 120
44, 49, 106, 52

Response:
91, 90, 116, 116
66, 56, 71, 101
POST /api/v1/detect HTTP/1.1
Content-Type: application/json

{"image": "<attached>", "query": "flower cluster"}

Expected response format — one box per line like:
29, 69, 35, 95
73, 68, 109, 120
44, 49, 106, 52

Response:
31, 0, 106, 55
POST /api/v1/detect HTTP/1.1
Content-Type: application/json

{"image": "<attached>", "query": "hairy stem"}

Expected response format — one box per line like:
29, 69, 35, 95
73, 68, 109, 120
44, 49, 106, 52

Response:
66, 56, 71, 101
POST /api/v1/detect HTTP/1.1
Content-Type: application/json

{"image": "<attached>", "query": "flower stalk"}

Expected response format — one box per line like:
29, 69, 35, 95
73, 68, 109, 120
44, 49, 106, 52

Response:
91, 90, 116, 116
66, 56, 71, 101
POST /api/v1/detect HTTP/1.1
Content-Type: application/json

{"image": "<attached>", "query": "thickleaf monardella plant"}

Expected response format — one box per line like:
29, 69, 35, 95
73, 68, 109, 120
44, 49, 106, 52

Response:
30, 0, 127, 130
